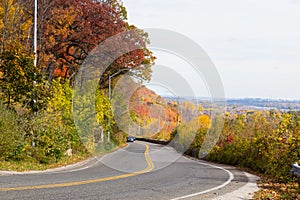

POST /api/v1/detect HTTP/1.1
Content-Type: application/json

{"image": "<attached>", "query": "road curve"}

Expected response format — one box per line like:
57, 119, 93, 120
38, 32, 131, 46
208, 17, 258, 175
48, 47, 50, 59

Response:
0, 142, 257, 200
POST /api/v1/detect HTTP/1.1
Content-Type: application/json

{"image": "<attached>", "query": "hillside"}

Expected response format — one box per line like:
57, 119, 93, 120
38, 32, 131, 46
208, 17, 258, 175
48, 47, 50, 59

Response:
129, 86, 179, 140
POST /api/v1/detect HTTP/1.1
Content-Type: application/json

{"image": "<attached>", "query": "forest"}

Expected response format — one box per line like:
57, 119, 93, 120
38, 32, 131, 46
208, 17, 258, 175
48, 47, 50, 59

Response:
0, 0, 155, 167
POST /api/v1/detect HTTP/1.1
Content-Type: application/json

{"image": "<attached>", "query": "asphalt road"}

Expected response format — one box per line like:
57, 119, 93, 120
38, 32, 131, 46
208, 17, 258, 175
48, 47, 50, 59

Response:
0, 142, 255, 200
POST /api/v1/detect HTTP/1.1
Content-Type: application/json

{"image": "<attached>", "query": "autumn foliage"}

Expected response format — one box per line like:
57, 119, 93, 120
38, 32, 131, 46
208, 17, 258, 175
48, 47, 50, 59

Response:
37, 0, 155, 84
183, 110, 300, 183
129, 86, 179, 140
0, 0, 155, 166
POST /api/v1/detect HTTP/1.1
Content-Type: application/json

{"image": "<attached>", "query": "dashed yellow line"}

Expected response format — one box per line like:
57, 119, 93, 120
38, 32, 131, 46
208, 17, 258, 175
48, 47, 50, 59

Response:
0, 144, 155, 192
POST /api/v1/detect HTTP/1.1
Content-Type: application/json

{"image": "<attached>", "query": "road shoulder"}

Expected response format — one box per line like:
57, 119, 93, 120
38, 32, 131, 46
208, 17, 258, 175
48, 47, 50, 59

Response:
184, 156, 260, 200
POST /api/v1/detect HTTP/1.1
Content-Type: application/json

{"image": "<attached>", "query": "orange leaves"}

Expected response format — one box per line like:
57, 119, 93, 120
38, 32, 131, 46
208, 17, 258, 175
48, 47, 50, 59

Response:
128, 86, 179, 139
53, 66, 70, 79
38, 0, 154, 83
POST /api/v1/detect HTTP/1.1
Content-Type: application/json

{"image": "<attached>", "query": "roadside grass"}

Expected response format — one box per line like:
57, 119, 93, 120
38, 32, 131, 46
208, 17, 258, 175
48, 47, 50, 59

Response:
0, 153, 90, 172
0, 143, 127, 172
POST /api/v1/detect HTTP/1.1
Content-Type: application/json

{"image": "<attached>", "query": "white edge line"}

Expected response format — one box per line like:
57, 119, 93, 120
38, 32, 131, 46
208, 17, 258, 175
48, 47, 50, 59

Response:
170, 158, 234, 200
48, 143, 133, 174
53, 156, 104, 173
0, 145, 134, 176
0, 157, 101, 175
210, 172, 260, 200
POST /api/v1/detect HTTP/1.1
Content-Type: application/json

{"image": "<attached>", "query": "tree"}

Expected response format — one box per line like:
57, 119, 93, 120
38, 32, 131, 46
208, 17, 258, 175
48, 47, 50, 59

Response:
94, 0, 128, 21
0, 0, 32, 52
0, 45, 48, 111
36, 0, 155, 84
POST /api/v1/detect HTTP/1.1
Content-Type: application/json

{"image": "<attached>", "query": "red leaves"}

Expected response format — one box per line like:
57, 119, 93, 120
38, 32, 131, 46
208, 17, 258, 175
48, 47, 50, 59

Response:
226, 135, 234, 143
39, 0, 154, 83
129, 86, 179, 137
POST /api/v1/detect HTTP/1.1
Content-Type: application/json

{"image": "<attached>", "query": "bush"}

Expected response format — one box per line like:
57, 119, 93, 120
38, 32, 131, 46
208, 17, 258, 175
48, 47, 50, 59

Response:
9, 79, 87, 164
0, 103, 24, 160
176, 110, 300, 183
205, 111, 300, 183
0, 78, 123, 166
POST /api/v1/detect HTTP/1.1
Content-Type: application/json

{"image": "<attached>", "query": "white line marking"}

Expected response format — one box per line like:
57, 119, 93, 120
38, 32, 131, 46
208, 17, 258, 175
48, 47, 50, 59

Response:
0, 145, 132, 175
0, 155, 104, 175
211, 172, 260, 200
170, 158, 234, 200
0, 144, 154, 192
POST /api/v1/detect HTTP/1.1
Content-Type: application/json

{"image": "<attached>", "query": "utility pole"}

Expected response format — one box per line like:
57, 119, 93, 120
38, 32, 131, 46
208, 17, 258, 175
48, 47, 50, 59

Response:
34, 0, 38, 67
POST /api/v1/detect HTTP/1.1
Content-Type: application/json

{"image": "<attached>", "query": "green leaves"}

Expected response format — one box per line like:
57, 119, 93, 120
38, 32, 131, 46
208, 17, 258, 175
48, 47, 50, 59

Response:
0, 102, 23, 160
0, 46, 49, 112
0, 0, 154, 167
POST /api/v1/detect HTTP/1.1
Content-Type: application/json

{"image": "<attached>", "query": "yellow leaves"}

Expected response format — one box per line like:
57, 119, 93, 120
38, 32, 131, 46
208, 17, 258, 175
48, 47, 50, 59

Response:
198, 105, 204, 112
249, 136, 257, 144
0, 0, 31, 49
183, 101, 196, 113
48, 6, 77, 39
47, 78, 72, 117
0, 19, 3, 30
214, 145, 221, 151
198, 115, 211, 129
205, 109, 300, 185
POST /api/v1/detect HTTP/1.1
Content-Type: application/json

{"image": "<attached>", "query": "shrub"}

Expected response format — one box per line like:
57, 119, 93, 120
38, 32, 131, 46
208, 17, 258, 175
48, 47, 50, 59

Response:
0, 103, 24, 160
205, 111, 300, 183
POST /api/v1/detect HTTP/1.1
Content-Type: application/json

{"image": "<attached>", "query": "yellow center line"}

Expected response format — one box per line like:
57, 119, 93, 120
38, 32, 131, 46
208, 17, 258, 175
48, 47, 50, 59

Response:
0, 144, 155, 192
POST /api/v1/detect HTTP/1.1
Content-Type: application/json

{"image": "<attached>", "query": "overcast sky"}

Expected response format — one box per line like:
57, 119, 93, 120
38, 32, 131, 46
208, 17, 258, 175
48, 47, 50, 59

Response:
122, 0, 300, 99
